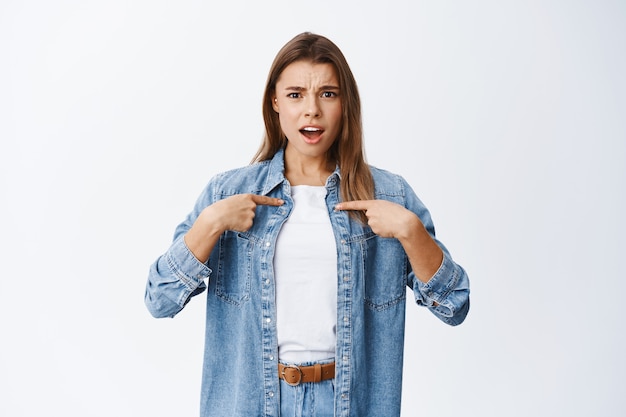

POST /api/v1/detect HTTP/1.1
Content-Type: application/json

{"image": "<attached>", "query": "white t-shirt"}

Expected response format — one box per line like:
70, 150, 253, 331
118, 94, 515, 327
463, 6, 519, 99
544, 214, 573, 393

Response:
274, 185, 338, 364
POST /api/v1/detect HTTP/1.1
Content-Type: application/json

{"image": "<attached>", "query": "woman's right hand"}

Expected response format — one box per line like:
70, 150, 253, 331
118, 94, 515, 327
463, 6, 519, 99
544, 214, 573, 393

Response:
184, 194, 284, 263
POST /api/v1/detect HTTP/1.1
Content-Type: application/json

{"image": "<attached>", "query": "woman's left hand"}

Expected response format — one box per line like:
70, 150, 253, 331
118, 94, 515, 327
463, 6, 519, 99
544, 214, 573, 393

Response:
334, 200, 420, 239
335, 200, 443, 283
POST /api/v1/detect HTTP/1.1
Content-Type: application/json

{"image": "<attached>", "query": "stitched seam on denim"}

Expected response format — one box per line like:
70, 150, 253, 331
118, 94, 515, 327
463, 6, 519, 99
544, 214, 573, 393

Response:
165, 251, 198, 291
214, 232, 252, 306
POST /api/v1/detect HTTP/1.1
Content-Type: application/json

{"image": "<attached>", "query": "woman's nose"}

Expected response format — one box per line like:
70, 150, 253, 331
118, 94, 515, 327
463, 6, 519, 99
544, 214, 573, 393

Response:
304, 97, 321, 118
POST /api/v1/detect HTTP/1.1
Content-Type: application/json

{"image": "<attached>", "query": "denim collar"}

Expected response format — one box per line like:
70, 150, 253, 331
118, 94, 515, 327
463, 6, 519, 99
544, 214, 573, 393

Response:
262, 148, 341, 195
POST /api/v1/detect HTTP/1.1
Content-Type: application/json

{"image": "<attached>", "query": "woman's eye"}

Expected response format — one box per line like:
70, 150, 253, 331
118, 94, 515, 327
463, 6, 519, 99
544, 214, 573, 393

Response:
322, 91, 337, 98
287, 93, 301, 99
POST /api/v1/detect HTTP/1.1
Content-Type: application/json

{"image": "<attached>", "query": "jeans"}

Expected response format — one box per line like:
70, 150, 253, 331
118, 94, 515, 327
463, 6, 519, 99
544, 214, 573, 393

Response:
280, 378, 335, 417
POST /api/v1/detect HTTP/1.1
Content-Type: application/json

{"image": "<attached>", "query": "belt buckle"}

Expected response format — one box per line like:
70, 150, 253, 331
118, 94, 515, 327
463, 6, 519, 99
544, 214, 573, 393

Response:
281, 364, 303, 386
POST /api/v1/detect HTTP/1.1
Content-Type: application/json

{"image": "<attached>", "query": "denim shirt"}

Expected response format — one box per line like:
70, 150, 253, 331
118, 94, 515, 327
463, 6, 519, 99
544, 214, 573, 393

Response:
145, 149, 470, 417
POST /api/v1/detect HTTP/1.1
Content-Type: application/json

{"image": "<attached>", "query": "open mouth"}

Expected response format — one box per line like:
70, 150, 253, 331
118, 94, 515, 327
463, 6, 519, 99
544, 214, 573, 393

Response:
299, 126, 324, 141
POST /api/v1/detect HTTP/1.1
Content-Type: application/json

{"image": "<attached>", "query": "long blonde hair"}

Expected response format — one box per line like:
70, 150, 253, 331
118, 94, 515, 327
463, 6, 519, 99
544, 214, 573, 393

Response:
253, 32, 374, 220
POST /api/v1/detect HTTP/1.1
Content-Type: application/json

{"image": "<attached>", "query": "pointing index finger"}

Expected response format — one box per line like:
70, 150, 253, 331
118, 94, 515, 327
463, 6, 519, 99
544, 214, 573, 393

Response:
250, 194, 284, 206
334, 200, 372, 211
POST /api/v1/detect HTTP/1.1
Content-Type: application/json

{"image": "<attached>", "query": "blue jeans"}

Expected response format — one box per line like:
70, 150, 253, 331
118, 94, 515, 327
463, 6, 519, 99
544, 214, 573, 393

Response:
280, 377, 334, 417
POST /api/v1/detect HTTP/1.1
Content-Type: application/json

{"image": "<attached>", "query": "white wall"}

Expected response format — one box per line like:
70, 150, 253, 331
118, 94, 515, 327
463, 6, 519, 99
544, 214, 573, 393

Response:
1, 1, 624, 416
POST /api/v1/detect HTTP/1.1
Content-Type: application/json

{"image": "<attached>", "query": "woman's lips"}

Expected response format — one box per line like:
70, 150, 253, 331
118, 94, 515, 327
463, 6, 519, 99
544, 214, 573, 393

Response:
300, 126, 324, 143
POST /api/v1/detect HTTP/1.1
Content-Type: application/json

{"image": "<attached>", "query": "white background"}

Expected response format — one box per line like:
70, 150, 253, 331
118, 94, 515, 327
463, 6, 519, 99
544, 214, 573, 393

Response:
1, 1, 624, 416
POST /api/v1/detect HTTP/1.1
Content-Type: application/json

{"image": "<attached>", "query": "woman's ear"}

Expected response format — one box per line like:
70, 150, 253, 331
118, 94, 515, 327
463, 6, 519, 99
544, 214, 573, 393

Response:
272, 96, 279, 113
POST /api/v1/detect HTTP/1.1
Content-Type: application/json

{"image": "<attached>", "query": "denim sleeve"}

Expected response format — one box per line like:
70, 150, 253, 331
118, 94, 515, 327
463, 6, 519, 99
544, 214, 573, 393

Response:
411, 253, 470, 326
145, 236, 210, 318
400, 176, 470, 326
144, 179, 217, 318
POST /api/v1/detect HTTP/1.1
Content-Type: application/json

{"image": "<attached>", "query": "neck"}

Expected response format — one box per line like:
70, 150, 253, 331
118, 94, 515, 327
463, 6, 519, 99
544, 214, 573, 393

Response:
284, 148, 334, 186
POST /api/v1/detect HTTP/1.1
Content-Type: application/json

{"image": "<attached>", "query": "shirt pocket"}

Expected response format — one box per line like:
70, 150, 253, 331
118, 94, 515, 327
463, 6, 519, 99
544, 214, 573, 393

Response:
215, 231, 252, 306
360, 232, 407, 311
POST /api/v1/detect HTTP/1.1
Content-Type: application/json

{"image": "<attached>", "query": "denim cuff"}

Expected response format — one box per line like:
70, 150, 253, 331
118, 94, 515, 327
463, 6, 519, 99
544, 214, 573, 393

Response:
416, 253, 460, 316
166, 236, 212, 290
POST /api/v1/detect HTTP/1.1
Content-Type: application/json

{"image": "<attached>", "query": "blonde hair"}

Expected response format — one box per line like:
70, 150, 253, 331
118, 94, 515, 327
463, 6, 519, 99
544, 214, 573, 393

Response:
253, 32, 374, 220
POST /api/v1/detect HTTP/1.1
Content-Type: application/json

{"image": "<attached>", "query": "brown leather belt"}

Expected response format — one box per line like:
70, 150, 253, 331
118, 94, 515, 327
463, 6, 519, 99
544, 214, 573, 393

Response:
278, 362, 335, 386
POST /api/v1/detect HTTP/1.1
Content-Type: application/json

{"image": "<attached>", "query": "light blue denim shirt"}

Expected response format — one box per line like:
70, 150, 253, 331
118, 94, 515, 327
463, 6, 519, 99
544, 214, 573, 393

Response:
145, 148, 470, 417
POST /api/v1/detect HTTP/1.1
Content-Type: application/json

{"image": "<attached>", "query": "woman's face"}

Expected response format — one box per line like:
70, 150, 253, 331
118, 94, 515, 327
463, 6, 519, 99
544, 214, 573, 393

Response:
272, 60, 342, 163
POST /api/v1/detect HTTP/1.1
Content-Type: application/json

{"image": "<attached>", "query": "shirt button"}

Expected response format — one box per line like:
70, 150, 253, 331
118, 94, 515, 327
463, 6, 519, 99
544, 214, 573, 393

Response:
265, 242, 271, 247
269, 355, 274, 361
265, 279, 270, 285
268, 391, 274, 397
343, 276, 349, 282
266, 318, 271, 323
343, 317, 349, 323
341, 239, 346, 244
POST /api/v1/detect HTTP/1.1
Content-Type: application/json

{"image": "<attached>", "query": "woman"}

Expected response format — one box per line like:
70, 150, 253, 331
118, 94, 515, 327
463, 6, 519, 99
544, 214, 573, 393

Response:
145, 32, 470, 417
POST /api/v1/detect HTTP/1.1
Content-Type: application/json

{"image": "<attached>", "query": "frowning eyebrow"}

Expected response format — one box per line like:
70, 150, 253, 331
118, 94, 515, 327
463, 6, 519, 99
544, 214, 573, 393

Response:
283, 85, 340, 91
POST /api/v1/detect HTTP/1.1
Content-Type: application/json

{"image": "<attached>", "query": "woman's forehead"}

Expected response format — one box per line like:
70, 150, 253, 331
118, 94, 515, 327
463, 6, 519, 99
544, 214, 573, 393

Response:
276, 61, 339, 88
